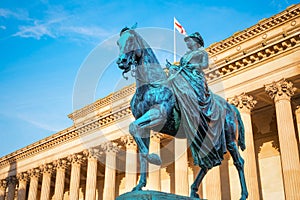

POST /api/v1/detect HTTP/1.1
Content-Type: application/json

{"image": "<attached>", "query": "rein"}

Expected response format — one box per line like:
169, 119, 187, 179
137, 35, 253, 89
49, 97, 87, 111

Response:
133, 63, 184, 86
125, 30, 186, 86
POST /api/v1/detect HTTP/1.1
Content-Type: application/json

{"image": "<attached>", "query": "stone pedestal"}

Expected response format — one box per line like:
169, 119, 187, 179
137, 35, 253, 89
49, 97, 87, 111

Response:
116, 190, 205, 200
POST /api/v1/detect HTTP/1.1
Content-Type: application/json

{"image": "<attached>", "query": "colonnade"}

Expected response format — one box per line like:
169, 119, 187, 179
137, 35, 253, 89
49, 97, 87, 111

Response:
0, 79, 299, 200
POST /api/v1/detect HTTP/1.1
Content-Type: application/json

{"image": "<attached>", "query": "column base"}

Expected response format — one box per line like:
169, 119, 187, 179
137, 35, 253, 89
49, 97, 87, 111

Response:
116, 190, 206, 200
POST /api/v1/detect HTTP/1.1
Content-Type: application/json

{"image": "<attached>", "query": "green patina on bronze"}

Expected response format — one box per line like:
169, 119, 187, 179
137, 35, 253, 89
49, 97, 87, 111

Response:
116, 25, 248, 199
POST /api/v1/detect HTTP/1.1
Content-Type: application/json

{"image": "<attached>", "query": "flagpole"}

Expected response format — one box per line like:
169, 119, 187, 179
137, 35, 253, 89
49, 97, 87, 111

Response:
173, 17, 176, 63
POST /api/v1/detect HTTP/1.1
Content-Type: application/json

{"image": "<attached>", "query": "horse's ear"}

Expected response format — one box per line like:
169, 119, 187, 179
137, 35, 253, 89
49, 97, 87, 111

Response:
131, 23, 137, 29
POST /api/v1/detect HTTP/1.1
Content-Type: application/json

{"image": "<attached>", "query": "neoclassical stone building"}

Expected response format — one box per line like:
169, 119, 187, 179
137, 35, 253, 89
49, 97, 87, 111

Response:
1, 4, 300, 200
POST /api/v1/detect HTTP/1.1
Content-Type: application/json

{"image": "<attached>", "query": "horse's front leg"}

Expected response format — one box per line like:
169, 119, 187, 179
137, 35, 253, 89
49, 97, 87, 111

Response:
129, 108, 166, 165
132, 134, 150, 191
129, 108, 167, 191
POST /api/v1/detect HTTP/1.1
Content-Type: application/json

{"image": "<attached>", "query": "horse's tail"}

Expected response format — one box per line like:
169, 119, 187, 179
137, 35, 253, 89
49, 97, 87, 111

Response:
232, 105, 246, 151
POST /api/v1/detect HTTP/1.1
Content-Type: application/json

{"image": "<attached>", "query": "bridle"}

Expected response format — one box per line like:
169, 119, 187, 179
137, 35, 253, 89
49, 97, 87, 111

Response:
117, 30, 184, 86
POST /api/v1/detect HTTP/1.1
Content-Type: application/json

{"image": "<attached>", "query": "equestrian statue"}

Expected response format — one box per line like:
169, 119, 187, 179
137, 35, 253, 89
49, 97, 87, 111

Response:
116, 25, 248, 200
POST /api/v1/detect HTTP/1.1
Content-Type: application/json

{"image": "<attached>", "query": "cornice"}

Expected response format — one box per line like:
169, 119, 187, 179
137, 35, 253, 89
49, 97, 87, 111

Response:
206, 4, 300, 55
0, 107, 133, 168
75, 107, 132, 135
205, 30, 300, 83
0, 126, 78, 168
68, 84, 135, 121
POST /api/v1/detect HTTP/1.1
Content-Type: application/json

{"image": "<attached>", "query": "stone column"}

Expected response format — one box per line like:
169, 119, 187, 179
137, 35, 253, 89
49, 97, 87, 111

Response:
265, 79, 300, 200
53, 159, 68, 200
84, 148, 100, 200
219, 153, 231, 200
296, 106, 300, 144
68, 153, 84, 200
6, 176, 17, 200
101, 141, 119, 200
174, 138, 189, 196
228, 93, 260, 200
17, 172, 28, 200
0, 179, 7, 200
148, 132, 162, 191
27, 168, 41, 200
205, 166, 222, 200
40, 164, 53, 200
121, 135, 137, 192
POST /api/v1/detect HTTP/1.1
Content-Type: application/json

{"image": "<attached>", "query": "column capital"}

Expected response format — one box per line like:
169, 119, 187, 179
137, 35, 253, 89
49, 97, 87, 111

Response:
6, 176, 17, 185
100, 141, 120, 154
227, 93, 257, 112
121, 135, 137, 150
17, 172, 29, 182
0, 179, 7, 189
53, 158, 69, 170
40, 163, 54, 175
83, 147, 103, 160
265, 78, 297, 101
67, 153, 85, 165
28, 168, 41, 179
150, 132, 163, 142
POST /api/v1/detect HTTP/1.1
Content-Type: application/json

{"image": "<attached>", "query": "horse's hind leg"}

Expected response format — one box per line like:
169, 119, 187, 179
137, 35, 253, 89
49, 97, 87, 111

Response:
227, 141, 248, 200
190, 168, 208, 198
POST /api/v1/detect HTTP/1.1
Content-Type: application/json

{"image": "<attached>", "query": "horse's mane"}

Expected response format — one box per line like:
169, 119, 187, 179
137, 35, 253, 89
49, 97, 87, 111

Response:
129, 29, 160, 65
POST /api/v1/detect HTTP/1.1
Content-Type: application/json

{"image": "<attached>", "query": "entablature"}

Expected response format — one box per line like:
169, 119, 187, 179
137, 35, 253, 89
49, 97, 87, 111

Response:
205, 28, 300, 83
207, 4, 300, 57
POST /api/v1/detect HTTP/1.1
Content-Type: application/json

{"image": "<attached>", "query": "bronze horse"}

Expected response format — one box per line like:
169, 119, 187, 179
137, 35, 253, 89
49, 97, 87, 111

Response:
116, 26, 248, 200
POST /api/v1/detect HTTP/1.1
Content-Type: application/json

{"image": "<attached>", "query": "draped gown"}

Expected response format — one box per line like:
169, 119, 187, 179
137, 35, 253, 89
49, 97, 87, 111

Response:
168, 47, 228, 169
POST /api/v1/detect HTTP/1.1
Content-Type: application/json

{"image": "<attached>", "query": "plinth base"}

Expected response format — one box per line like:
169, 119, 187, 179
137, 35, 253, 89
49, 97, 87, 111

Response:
116, 190, 204, 200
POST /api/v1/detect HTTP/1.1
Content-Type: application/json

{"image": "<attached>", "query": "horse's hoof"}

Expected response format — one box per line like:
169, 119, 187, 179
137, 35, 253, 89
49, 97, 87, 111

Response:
239, 193, 248, 200
147, 153, 162, 165
131, 185, 142, 192
131, 181, 146, 192
190, 191, 200, 199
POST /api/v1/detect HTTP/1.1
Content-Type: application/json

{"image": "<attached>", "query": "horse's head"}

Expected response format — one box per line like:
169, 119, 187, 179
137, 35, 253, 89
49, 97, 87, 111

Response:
116, 26, 142, 79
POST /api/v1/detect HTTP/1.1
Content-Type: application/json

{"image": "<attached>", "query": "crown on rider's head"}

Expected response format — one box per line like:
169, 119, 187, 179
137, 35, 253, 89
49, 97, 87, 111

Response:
184, 32, 204, 47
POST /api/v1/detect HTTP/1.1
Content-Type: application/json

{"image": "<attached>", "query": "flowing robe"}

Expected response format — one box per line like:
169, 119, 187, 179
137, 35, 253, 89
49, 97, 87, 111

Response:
168, 47, 228, 169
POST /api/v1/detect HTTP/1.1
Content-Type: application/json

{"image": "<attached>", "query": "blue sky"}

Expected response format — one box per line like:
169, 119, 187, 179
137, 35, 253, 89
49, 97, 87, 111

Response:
0, 0, 298, 157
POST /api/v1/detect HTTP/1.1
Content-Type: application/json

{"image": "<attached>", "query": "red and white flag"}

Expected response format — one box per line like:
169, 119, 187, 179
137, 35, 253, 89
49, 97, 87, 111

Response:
174, 17, 186, 35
